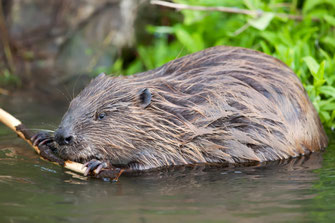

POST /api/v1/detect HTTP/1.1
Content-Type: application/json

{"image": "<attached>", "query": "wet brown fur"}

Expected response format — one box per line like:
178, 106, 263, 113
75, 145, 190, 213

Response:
55, 46, 328, 170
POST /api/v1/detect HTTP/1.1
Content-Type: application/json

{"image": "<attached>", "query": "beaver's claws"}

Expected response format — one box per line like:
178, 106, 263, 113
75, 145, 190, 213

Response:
31, 132, 54, 147
83, 159, 108, 176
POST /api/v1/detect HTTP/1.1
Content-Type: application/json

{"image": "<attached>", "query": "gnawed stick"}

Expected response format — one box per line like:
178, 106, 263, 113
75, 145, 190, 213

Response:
0, 108, 124, 181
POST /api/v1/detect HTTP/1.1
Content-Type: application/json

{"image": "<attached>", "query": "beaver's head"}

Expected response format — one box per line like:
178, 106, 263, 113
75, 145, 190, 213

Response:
54, 73, 157, 167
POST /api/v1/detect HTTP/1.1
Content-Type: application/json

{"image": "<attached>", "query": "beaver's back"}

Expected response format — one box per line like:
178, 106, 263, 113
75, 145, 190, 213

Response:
133, 46, 328, 164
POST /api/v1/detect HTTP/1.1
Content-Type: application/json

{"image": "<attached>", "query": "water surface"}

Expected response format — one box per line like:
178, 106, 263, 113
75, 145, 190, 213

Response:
1, 94, 335, 223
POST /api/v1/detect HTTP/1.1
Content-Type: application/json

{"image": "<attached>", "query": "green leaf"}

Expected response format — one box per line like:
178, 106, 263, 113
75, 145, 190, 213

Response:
138, 46, 154, 70
331, 110, 335, 122
317, 60, 325, 80
321, 36, 335, 49
125, 60, 143, 75
325, 0, 335, 8
111, 59, 123, 74
320, 86, 335, 98
243, 0, 261, 10
175, 26, 204, 52
322, 103, 335, 111
304, 0, 335, 13
147, 26, 174, 34
320, 111, 330, 122
324, 15, 335, 26
248, 13, 275, 30
85, 48, 93, 56
303, 56, 319, 75
260, 31, 278, 45
259, 41, 271, 55
303, 0, 324, 13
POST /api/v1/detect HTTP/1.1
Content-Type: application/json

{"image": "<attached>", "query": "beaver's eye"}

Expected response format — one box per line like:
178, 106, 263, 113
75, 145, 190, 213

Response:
96, 112, 106, 120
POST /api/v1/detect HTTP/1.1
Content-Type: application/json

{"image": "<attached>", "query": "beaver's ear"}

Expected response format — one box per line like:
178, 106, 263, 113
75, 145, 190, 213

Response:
139, 88, 152, 108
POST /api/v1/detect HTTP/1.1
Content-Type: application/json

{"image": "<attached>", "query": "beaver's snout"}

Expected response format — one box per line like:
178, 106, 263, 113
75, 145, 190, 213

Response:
55, 127, 74, 146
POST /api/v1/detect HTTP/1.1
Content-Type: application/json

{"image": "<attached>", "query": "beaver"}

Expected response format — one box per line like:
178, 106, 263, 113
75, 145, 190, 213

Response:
32, 46, 328, 175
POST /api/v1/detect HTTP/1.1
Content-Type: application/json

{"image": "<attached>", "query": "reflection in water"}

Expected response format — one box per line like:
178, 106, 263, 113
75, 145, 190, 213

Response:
0, 96, 335, 223
308, 143, 335, 222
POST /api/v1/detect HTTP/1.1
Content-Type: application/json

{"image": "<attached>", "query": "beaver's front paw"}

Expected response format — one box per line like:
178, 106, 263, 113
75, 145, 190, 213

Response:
83, 159, 108, 176
31, 132, 54, 147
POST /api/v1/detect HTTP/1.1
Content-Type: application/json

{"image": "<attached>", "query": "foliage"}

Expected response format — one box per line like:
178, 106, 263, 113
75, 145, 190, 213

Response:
0, 66, 20, 87
110, 0, 335, 129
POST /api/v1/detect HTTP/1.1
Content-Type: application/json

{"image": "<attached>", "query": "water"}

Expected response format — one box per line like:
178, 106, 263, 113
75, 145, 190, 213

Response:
1, 93, 335, 223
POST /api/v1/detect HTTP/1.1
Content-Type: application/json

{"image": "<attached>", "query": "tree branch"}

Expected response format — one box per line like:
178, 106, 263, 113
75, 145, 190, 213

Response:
150, 0, 319, 21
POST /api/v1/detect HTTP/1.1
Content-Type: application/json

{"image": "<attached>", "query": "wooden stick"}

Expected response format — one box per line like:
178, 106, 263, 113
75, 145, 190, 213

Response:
0, 108, 124, 181
151, 0, 320, 22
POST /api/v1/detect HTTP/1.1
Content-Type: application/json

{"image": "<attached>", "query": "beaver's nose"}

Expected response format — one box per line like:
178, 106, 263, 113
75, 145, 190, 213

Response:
55, 128, 74, 145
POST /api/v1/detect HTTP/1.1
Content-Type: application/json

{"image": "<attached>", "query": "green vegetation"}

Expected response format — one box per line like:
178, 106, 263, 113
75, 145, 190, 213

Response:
0, 67, 20, 87
107, 0, 335, 129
